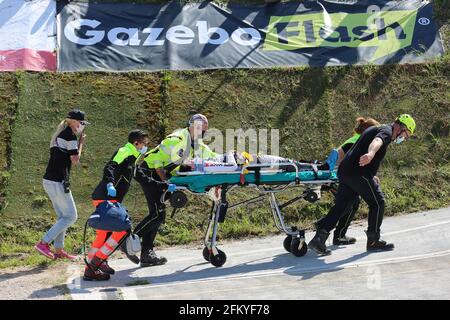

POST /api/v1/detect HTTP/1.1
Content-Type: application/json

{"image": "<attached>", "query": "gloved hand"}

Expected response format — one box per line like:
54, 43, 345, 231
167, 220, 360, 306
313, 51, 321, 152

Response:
106, 182, 117, 197
167, 184, 177, 193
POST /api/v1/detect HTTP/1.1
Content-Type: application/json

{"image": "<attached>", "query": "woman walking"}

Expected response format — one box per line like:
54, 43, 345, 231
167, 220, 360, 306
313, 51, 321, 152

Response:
34, 109, 88, 261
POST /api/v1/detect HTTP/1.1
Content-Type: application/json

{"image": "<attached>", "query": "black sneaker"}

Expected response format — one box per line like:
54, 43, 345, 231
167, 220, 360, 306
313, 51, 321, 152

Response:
308, 229, 331, 256
366, 231, 394, 251
140, 249, 168, 268
367, 239, 395, 251
333, 235, 357, 245
83, 266, 110, 281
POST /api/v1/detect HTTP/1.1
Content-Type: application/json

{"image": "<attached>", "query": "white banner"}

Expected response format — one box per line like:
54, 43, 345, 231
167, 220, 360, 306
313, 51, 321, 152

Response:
0, 0, 56, 71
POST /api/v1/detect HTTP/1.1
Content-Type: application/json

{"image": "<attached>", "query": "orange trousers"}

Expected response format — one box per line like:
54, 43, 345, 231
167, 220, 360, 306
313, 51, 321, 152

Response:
87, 200, 128, 262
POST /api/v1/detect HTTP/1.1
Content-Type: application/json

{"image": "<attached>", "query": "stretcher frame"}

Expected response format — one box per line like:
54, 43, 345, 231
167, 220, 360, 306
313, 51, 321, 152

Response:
167, 162, 338, 267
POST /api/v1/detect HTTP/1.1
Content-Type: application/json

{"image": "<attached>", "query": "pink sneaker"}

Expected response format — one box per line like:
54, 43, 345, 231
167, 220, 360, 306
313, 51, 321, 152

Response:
34, 241, 55, 260
54, 250, 77, 261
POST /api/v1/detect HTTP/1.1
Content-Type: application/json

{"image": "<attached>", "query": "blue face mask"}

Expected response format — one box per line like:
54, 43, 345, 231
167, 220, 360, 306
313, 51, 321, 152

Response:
138, 146, 148, 154
395, 136, 405, 144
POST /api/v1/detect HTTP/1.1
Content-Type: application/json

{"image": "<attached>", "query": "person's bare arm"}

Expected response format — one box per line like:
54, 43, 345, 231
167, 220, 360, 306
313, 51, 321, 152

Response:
70, 134, 86, 166
156, 168, 167, 181
359, 137, 383, 167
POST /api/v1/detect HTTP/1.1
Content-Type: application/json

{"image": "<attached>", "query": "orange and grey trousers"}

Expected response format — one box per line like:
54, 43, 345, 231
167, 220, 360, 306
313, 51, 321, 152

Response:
87, 200, 128, 262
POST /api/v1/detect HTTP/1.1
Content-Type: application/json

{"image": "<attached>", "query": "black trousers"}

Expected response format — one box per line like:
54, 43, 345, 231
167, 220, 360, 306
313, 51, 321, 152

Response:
134, 180, 166, 251
334, 196, 360, 238
318, 174, 385, 234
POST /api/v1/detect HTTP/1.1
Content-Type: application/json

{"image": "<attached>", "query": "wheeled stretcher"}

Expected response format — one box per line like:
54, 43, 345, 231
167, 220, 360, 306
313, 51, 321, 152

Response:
167, 163, 339, 267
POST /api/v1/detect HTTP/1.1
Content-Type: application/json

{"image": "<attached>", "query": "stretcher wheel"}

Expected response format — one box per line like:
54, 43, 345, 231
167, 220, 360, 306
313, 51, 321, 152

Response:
304, 190, 319, 203
210, 249, 227, 267
290, 237, 308, 257
283, 235, 292, 253
202, 247, 211, 262
170, 191, 188, 208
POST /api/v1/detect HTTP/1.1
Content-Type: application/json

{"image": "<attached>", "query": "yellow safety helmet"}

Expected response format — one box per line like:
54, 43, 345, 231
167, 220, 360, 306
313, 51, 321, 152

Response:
396, 114, 416, 135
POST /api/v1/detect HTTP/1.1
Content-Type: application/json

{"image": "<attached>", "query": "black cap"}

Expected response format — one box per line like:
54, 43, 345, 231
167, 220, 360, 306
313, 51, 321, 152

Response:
67, 109, 89, 124
128, 129, 149, 143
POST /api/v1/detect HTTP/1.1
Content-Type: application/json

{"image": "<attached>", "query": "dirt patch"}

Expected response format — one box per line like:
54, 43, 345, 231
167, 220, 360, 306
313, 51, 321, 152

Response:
0, 262, 73, 300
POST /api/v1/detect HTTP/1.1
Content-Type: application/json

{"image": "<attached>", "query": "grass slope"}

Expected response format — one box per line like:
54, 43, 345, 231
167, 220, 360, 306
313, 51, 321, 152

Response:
0, 0, 449, 268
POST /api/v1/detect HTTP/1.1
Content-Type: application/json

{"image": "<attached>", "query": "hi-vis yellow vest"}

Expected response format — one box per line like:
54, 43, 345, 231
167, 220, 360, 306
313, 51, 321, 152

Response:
141, 128, 218, 175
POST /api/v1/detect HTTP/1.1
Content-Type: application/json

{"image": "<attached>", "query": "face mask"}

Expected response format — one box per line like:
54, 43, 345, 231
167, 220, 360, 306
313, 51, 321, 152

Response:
138, 146, 148, 154
395, 136, 405, 144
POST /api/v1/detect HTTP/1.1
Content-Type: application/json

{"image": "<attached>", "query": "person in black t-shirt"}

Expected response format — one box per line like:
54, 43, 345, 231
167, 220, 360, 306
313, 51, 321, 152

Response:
35, 109, 88, 261
322, 117, 380, 246
308, 114, 416, 255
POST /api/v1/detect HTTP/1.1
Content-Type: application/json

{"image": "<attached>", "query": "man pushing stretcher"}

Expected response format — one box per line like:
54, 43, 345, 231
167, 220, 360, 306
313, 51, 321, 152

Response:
133, 114, 218, 267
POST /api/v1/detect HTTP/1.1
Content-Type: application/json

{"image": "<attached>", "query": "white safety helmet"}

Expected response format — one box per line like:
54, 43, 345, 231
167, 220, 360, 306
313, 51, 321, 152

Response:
188, 114, 209, 127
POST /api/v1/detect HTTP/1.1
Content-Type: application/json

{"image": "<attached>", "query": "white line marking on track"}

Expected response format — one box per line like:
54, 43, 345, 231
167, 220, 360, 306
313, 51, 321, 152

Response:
119, 249, 450, 296
353, 219, 450, 241
71, 213, 450, 300
143, 219, 450, 264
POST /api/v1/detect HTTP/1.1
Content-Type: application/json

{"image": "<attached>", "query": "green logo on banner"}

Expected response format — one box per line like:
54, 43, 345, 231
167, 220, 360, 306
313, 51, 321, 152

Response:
264, 10, 418, 61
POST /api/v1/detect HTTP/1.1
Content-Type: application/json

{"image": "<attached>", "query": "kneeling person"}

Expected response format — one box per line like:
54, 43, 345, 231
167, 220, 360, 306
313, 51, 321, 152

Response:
84, 129, 149, 281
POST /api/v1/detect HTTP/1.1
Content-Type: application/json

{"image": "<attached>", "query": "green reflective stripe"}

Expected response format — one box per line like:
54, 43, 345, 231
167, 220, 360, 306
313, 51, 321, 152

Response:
112, 142, 140, 164
339, 133, 360, 149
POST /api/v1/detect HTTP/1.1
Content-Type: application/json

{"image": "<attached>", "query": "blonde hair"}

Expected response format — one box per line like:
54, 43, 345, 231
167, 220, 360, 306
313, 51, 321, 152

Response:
50, 119, 76, 148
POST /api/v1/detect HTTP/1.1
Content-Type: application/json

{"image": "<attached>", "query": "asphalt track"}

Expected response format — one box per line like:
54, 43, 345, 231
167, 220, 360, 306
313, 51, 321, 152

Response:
67, 207, 450, 300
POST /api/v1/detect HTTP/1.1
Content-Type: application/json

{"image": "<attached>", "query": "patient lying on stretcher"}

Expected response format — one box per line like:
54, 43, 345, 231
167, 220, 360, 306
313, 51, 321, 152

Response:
178, 151, 336, 174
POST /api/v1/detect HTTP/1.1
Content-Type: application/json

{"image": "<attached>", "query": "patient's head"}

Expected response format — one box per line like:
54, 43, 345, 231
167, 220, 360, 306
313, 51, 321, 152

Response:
234, 151, 254, 165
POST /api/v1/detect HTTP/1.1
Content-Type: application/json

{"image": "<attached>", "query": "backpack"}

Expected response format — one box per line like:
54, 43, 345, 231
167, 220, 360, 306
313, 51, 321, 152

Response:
88, 201, 132, 232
